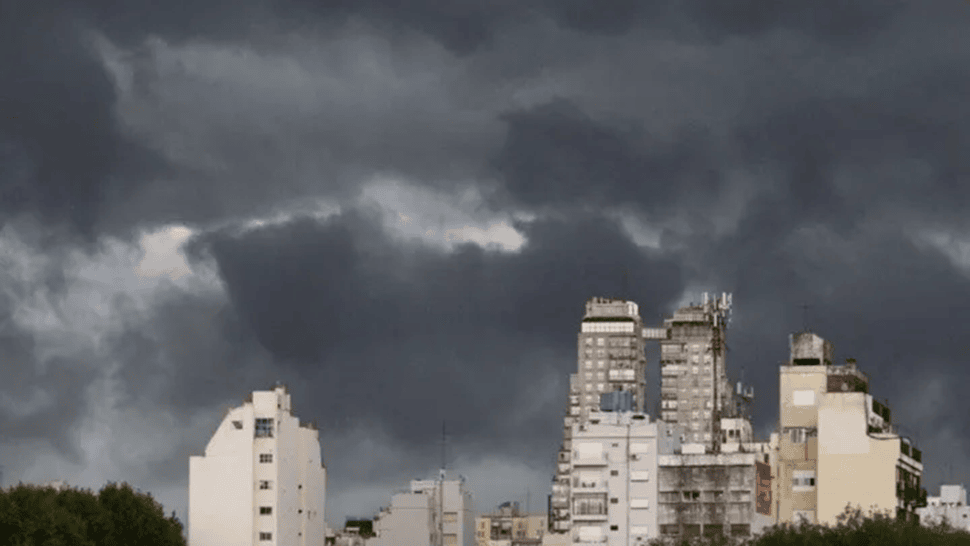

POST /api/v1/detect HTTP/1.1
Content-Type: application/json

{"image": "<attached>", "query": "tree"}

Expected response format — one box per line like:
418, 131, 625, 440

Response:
0, 482, 185, 546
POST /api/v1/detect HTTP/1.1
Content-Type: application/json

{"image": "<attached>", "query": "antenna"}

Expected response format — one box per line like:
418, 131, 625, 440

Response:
800, 304, 811, 332
439, 421, 447, 546
621, 267, 629, 301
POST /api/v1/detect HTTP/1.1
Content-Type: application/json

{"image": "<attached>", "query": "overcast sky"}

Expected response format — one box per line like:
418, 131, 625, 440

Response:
3, 0, 970, 531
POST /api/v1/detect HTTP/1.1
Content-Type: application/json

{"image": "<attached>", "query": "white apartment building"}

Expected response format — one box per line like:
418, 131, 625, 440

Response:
369, 476, 474, 546
567, 408, 679, 545
917, 485, 970, 531
189, 384, 326, 546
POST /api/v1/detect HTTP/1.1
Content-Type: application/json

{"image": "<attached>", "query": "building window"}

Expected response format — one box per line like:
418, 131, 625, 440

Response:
611, 497, 619, 504
258, 480, 272, 490
255, 418, 274, 438
444, 512, 458, 523
611, 470, 619, 476
585, 360, 593, 369
586, 338, 593, 346
598, 360, 605, 369
793, 471, 817, 490
259, 532, 272, 541
610, 525, 619, 531
260, 506, 272, 515
597, 338, 605, 346
259, 453, 273, 463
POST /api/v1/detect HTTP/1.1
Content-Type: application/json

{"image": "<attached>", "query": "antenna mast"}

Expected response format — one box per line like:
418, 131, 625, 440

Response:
439, 421, 446, 546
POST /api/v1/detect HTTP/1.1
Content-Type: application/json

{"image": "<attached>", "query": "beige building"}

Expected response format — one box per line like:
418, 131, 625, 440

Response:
475, 502, 545, 545
368, 476, 474, 546
771, 332, 924, 527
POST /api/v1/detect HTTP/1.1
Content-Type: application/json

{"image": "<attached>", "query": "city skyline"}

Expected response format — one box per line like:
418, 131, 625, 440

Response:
2, 0, 970, 533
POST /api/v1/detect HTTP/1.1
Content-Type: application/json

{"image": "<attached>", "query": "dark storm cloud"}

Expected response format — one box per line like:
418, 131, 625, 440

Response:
680, 0, 906, 43
184, 207, 684, 459
0, 8, 169, 240
108, 289, 279, 421
488, 99, 722, 220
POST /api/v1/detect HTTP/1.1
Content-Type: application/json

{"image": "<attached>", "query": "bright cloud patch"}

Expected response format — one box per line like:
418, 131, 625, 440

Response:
135, 225, 195, 281
362, 177, 528, 252
443, 222, 525, 251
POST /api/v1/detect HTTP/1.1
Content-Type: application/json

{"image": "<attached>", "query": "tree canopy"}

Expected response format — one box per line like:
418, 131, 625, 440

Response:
0, 481, 185, 546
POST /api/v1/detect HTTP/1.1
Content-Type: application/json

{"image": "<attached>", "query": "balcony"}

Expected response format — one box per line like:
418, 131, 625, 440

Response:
573, 480, 608, 492
573, 455, 608, 467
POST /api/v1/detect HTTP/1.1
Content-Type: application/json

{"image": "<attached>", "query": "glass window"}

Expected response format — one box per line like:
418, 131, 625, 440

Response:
255, 418, 274, 438
259, 532, 272, 541
258, 480, 272, 490
585, 360, 593, 369
598, 360, 605, 369
597, 338, 605, 346
597, 372, 605, 380
260, 506, 272, 515
259, 453, 273, 463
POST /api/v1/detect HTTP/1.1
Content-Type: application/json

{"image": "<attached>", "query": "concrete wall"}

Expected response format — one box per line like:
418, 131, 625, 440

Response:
190, 404, 255, 546
817, 393, 899, 525
779, 366, 826, 429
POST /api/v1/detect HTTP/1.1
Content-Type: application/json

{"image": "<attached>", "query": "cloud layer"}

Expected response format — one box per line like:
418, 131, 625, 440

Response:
2, 0, 970, 530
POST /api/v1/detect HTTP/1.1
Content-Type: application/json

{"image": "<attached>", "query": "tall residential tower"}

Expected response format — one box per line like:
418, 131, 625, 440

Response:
550, 298, 648, 533
653, 293, 735, 451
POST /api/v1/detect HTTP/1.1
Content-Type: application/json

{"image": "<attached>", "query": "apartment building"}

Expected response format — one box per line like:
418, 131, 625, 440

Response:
475, 501, 546, 545
566, 400, 680, 545
656, 418, 774, 541
650, 293, 734, 451
771, 332, 924, 526
552, 298, 648, 533
189, 383, 326, 546
369, 476, 474, 546
917, 485, 970, 530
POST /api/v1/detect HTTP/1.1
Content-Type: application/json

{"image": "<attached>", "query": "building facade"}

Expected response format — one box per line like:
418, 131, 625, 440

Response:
772, 332, 925, 527
652, 293, 734, 451
917, 485, 970, 530
475, 502, 546, 545
369, 477, 474, 546
551, 298, 649, 533
189, 384, 326, 546
566, 406, 678, 545
657, 447, 775, 541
